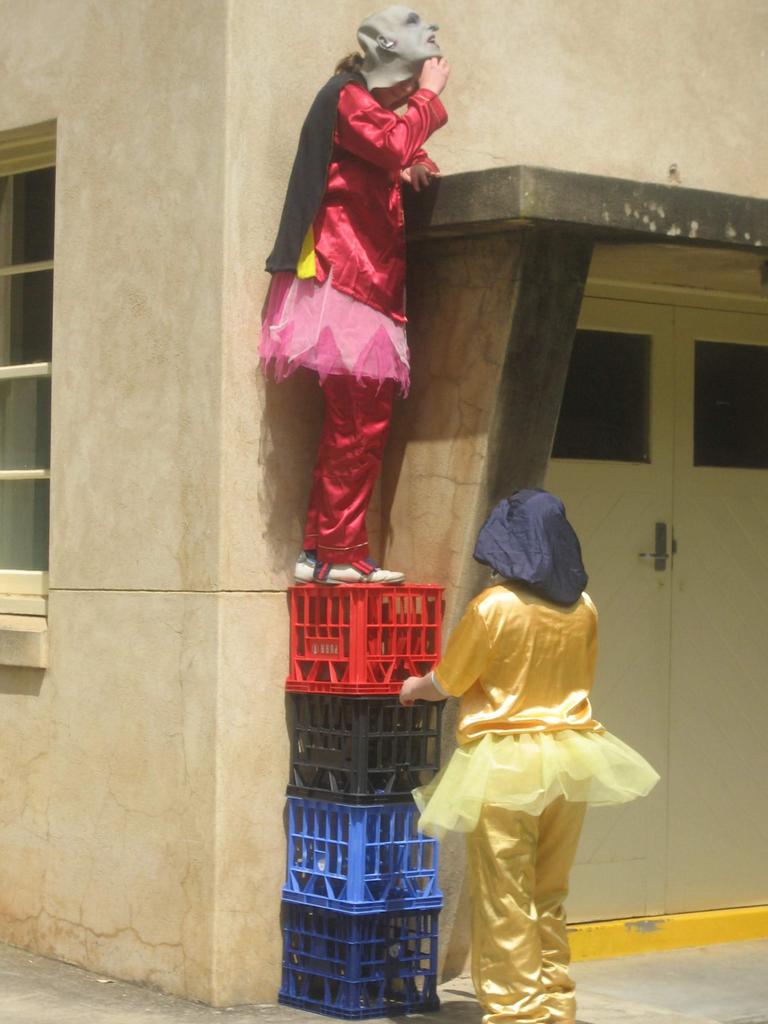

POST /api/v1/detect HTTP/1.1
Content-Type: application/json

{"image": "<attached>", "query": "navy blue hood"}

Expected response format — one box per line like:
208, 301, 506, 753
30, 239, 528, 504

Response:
473, 490, 587, 606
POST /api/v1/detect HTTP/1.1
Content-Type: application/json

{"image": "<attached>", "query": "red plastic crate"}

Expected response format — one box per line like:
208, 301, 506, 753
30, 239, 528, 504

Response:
287, 585, 443, 695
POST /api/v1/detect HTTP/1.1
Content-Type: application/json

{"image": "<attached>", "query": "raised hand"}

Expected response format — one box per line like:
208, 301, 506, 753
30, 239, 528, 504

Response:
418, 57, 450, 96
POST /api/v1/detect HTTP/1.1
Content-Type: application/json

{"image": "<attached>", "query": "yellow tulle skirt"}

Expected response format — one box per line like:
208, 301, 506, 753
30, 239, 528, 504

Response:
414, 729, 660, 839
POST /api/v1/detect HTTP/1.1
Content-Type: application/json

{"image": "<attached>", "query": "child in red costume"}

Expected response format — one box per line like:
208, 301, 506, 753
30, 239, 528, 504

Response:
261, 7, 450, 584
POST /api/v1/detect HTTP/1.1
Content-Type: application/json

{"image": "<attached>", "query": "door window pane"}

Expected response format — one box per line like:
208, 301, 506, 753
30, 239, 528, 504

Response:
0, 377, 51, 470
0, 269, 53, 365
694, 341, 768, 469
552, 330, 651, 462
0, 480, 49, 570
0, 167, 55, 267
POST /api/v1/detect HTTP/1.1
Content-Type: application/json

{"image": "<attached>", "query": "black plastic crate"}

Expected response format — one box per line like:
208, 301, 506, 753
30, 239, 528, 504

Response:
287, 695, 442, 803
279, 902, 440, 1019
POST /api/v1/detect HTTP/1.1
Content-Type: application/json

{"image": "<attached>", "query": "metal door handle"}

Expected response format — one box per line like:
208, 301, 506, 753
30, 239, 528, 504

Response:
638, 522, 669, 571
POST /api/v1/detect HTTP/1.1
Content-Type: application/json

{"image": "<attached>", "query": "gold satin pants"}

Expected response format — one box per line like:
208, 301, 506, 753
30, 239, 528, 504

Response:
466, 797, 587, 1024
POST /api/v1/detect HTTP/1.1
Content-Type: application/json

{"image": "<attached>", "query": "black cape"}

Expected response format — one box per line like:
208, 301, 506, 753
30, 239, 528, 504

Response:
473, 490, 588, 606
265, 71, 367, 274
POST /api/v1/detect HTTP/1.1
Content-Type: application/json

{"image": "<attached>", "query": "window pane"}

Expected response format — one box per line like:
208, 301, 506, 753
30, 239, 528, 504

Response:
0, 167, 55, 267
552, 330, 651, 462
0, 377, 51, 470
0, 269, 53, 365
0, 479, 49, 570
694, 341, 768, 469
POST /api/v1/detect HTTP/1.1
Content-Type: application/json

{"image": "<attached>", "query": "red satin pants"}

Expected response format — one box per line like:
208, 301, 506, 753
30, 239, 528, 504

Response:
303, 375, 396, 563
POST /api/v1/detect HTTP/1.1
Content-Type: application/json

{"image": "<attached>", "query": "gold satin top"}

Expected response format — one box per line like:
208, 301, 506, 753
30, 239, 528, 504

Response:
434, 583, 602, 745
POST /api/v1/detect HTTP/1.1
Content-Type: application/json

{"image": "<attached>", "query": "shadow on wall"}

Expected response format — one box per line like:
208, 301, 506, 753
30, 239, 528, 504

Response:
259, 372, 324, 576
0, 668, 44, 697
379, 234, 521, 600
381, 229, 522, 611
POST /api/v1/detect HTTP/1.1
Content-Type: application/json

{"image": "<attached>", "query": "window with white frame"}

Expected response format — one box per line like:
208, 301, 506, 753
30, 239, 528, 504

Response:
0, 125, 56, 616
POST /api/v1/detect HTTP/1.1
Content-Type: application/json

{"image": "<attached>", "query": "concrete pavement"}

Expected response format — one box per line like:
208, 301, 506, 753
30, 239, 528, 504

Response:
0, 938, 766, 1024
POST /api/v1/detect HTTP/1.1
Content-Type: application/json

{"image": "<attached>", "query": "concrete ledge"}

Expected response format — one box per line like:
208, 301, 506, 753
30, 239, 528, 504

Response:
406, 165, 768, 250
0, 614, 48, 669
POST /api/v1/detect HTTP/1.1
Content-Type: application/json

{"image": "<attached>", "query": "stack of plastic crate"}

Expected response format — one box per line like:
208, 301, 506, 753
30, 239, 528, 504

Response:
279, 584, 445, 1019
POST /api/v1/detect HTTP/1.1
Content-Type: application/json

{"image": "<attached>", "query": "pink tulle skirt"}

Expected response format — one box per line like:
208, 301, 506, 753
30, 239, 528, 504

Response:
260, 272, 410, 394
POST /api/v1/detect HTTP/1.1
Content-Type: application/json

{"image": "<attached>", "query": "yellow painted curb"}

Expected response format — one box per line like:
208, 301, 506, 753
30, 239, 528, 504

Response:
568, 905, 768, 960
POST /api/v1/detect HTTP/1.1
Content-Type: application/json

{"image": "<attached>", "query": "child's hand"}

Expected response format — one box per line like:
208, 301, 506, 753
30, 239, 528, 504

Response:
400, 673, 445, 705
399, 675, 422, 706
401, 163, 440, 192
419, 57, 450, 96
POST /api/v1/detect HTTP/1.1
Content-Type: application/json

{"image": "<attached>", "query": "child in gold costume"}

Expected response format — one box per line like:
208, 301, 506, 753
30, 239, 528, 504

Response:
399, 490, 659, 1024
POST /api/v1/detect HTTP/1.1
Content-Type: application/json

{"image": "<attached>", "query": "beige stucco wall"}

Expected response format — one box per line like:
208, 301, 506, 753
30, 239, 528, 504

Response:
425, 0, 768, 198
0, 0, 233, 1004
1, 0, 766, 1008
2, 592, 219, 993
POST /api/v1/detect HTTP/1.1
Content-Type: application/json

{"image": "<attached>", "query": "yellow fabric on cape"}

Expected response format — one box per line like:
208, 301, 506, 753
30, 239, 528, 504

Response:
296, 225, 317, 279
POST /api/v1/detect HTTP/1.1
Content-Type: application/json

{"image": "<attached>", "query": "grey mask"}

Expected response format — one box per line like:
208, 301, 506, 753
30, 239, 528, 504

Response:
357, 6, 441, 89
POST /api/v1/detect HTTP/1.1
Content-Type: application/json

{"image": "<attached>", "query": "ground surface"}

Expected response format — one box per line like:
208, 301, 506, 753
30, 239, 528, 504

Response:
0, 938, 766, 1024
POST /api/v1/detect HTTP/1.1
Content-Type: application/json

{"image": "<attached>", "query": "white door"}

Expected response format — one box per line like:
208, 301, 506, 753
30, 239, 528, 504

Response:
546, 298, 673, 919
667, 307, 768, 913
546, 296, 768, 920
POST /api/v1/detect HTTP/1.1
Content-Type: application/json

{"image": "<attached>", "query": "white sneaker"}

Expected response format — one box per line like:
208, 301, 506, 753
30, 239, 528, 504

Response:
293, 550, 317, 583
324, 562, 406, 585
293, 551, 405, 585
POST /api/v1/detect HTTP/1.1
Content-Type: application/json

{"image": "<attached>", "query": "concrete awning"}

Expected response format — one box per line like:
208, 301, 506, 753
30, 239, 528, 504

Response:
407, 165, 768, 252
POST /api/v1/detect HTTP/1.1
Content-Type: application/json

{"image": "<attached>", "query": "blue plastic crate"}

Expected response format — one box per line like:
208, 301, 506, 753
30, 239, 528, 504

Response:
283, 797, 442, 914
279, 902, 440, 1019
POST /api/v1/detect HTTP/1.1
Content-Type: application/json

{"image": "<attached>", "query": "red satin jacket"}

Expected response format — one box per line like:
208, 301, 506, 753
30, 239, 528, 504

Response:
312, 83, 447, 324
